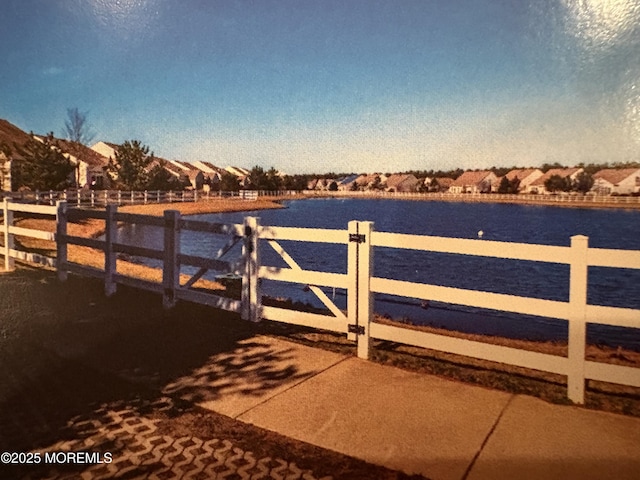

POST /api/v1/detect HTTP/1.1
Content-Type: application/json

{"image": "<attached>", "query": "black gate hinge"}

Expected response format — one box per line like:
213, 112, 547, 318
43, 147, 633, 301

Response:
349, 233, 366, 243
348, 324, 365, 335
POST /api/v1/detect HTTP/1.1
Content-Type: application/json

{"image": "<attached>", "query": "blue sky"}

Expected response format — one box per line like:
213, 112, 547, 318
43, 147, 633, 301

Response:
1, 0, 639, 174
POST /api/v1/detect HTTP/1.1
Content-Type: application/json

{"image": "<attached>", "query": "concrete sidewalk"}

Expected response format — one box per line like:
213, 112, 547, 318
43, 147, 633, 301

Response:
179, 335, 640, 480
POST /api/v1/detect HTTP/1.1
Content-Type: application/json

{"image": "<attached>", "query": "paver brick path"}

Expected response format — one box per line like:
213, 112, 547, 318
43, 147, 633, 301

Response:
12, 397, 329, 480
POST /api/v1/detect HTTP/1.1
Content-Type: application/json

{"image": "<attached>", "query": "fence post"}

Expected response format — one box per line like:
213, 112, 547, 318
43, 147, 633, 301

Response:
241, 216, 261, 322
104, 204, 117, 297
91, 190, 95, 207
568, 235, 589, 404
56, 201, 68, 282
117, 190, 122, 205
162, 210, 181, 309
2, 198, 14, 271
347, 221, 373, 359
144, 190, 148, 204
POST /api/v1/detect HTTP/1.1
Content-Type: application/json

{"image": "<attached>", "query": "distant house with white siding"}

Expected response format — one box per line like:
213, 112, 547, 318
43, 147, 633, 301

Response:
449, 171, 498, 194
385, 173, 419, 192
592, 168, 640, 195
337, 174, 360, 191
166, 160, 207, 190
433, 177, 454, 192
90, 141, 119, 160
45, 137, 110, 189
0, 151, 11, 191
526, 168, 583, 194
194, 161, 225, 180
502, 168, 543, 192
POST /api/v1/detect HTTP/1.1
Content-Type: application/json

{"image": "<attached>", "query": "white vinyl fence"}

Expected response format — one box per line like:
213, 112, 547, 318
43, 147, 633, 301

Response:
2, 199, 639, 404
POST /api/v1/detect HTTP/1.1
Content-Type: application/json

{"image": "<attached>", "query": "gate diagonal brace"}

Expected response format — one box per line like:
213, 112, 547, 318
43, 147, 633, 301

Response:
183, 235, 242, 289
267, 240, 347, 321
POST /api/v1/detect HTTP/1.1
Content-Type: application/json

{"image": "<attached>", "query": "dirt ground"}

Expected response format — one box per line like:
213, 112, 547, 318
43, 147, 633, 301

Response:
0, 267, 425, 479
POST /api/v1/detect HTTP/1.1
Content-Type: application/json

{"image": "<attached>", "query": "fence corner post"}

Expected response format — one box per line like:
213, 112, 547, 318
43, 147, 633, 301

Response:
241, 216, 261, 322
162, 209, 181, 309
55, 201, 68, 282
3, 197, 14, 271
104, 203, 118, 297
568, 234, 589, 404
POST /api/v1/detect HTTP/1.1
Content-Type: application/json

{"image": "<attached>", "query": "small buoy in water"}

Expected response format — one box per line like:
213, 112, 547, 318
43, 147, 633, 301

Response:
477, 230, 484, 238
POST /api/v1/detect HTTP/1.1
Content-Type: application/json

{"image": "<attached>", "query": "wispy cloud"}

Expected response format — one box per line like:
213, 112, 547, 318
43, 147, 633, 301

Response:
42, 66, 64, 76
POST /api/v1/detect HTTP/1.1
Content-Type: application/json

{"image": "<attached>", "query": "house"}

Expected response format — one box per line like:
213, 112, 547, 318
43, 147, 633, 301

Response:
526, 167, 583, 194
225, 166, 250, 177
90, 141, 119, 160
592, 168, 640, 195
167, 160, 207, 190
0, 119, 35, 191
40, 137, 110, 189
224, 166, 251, 188
422, 176, 454, 192
0, 151, 10, 192
194, 161, 225, 180
449, 171, 498, 194
385, 173, 419, 192
354, 173, 383, 190
337, 174, 360, 191
502, 168, 543, 192
306, 178, 319, 190
193, 161, 226, 190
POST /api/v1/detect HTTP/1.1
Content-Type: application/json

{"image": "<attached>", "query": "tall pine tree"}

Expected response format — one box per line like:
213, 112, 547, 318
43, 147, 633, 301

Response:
107, 140, 155, 190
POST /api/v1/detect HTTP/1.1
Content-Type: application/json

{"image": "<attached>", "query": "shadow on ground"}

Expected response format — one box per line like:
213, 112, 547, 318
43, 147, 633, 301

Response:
0, 267, 420, 479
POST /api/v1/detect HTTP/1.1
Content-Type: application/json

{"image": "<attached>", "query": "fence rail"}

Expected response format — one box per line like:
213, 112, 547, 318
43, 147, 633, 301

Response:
2, 198, 639, 404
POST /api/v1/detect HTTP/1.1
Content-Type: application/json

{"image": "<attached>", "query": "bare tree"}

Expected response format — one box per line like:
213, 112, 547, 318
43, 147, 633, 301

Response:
63, 107, 95, 145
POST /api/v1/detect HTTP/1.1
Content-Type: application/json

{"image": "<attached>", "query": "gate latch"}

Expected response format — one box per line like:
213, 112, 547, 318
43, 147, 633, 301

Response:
349, 233, 366, 243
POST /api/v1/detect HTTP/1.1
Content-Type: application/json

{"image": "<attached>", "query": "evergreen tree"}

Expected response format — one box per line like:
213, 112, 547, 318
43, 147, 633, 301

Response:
572, 171, 594, 193
220, 171, 240, 191
544, 174, 572, 193
248, 165, 267, 190
265, 167, 282, 190
146, 162, 184, 191
13, 133, 75, 190
107, 140, 154, 190
497, 176, 511, 194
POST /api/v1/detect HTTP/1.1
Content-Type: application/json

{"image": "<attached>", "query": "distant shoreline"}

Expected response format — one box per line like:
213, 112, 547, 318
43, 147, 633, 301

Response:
295, 191, 640, 210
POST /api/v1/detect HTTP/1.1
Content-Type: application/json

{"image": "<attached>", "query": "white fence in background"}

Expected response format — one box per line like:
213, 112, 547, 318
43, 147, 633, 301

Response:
2, 199, 639, 404
0, 189, 198, 206
0, 189, 266, 206
303, 190, 640, 205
